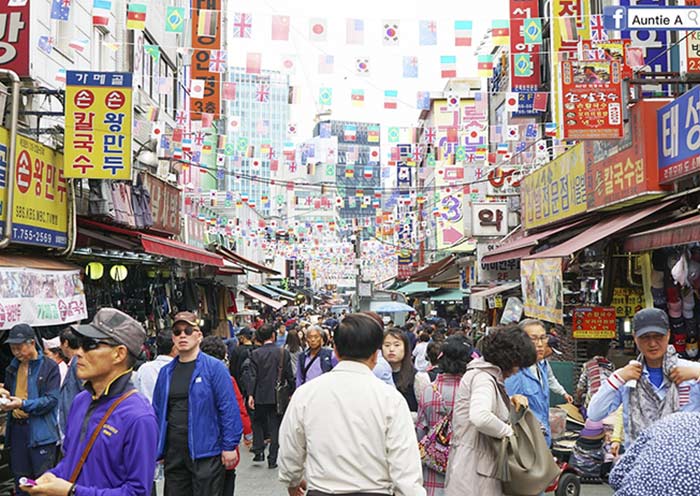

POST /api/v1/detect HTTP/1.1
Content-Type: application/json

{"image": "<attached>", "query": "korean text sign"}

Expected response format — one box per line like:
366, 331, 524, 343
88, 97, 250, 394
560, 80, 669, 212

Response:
522, 143, 587, 229
658, 84, 700, 183
0, 128, 68, 248
560, 60, 624, 140
0, 0, 30, 76
191, 0, 222, 120
0, 267, 87, 330
64, 71, 133, 180
521, 258, 563, 325
509, 0, 541, 88
572, 307, 617, 339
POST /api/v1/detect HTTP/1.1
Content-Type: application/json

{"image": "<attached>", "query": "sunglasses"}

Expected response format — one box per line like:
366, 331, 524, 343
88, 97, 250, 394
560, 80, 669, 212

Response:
77, 335, 118, 352
173, 326, 197, 337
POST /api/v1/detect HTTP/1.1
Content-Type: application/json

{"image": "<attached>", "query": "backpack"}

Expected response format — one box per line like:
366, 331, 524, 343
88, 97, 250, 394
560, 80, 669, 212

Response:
417, 384, 453, 474
299, 348, 334, 384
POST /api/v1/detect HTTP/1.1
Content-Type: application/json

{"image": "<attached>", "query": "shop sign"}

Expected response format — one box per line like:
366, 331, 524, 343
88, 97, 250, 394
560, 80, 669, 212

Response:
0, 0, 30, 76
184, 216, 208, 249
521, 258, 563, 324
190, 0, 222, 120
64, 71, 133, 180
509, 0, 541, 88
476, 242, 520, 283
585, 101, 670, 210
397, 252, 413, 279
142, 173, 181, 235
612, 287, 644, 317
0, 268, 87, 330
0, 128, 68, 248
560, 59, 624, 140
573, 307, 617, 339
658, 84, 700, 183
522, 143, 587, 229
472, 203, 508, 237
686, 31, 700, 74
487, 167, 521, 196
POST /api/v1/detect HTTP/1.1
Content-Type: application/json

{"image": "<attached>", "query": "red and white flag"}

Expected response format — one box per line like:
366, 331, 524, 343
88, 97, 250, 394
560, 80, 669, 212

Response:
271, 15, 289, 41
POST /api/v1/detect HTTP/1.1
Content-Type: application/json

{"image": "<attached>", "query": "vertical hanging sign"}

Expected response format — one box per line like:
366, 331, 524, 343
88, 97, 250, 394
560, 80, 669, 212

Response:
509, 0, 540, 88
190, 0, 221, 121
0, 0, 30, 76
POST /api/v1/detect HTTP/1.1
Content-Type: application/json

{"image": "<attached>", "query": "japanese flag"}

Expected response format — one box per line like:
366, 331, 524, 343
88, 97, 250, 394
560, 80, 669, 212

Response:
505, 92, 519, 112
190, 79, 205, 99
229, 116, 241, 132
151, 122, 163, 140
217, 154, 225, 166
251, 158, 261, 169
466, 126, 484, 144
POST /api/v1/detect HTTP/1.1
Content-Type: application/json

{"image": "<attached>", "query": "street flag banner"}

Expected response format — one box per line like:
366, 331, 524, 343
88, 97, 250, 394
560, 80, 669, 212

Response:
416, 91, 430, 110
126, 3, 146, 30
403, 56, 418, 78
454, 20, 472, 46
197, 9, 218, 38
344, 124, 357, 141
209, 50, 227, 73
51, 0, 70, 21
523, 18, 542, 45
351, 88, 365, 107
356, 58, 370, 76
165, 6, 184, 33
318, 54, 334, 74
491, 19, 509, 45
69, 38, 89, 53
38, 36, 53, 54
246, 52, 261, 74
533, 92, 548, 112
477, 54, 493, 77
559, 15, 577, 41
383, 20, 400, 45
368, 125, 380, 142
440, 55, 457, 78
384, 89, 398, 109
222, 82, 236, 101
280, 54, 296, 74
144, 44, 159, 62
256, 84, 270, 103
271, 15, 290, 41
233, 13, 252, 38
64, 71, 133, 179
545, 122, 557, 137
319, 87, 332, 106
505, 92, 519, 112
309, 18, 327, 41
190, 79, 204, 99
346, 18, 364, 44
419, 20, 437, 45
92, 0, 111, 26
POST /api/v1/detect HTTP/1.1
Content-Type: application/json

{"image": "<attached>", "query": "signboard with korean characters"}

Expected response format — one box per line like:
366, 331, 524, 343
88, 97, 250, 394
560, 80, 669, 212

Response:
487, 167, 522, 196
0, 0, 30, 76
472, 203, 508, 237
64, 71, 133, 180
572, 306, 617, 339
0, 128, 68, 248
522, 143, 587, 229
521, 258, 564, 324
658, 84, 700, 183
509, 0, 541, 88
0, 267, 87, 330
476, 242, 521, 284
584, 101, 671, 209
560, 59, 624, 140
142, 173, 181, 236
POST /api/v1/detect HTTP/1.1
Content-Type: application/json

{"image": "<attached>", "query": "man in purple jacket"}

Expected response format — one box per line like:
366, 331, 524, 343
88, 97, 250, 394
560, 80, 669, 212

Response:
23, 308, 157, 496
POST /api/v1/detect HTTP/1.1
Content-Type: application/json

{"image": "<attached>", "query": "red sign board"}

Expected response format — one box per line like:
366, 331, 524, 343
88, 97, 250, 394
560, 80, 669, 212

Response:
0, 0, 29, 76
509, 0, 541, 88
572, 307, 617, 339
190, 0, 221, 120
584, 101, 671, 210
142, 173, 181, 236
561, 59, 624, 140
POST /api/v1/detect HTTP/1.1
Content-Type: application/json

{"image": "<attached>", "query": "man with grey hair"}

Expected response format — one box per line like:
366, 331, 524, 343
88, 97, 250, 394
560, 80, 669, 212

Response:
505, 318, 573, 446
297, 325, 337, 388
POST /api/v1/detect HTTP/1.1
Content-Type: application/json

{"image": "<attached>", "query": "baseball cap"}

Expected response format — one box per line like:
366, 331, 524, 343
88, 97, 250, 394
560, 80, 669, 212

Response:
5, 324, 36, 344
238, 327, 254, 339
173, 311, 199, 328
633, 308, 670, 337
72, 308, 145, 356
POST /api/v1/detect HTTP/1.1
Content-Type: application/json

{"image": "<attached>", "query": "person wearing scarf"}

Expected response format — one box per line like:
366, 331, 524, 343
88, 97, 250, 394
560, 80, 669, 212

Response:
588, 308, 700, 448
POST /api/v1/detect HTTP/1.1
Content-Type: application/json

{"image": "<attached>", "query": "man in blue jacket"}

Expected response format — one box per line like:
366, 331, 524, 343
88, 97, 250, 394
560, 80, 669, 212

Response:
505, 319, 573, 446
153, 311, 243, 496
0, 323, 60, 496
23, 307, 158, 496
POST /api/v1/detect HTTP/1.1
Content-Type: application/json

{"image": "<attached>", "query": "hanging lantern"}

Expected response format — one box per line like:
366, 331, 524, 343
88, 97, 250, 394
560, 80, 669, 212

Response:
85, 262, 104, 280
110, 265, 128, 282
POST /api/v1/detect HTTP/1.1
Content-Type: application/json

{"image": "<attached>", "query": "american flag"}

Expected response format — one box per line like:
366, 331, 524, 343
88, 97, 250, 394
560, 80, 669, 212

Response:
256, 83, 270, 103
233, 13, 252, 38
209, 50, 227, 73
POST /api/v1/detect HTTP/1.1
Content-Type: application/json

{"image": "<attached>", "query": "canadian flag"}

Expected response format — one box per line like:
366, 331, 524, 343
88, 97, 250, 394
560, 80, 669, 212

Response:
505, 92, 519, 112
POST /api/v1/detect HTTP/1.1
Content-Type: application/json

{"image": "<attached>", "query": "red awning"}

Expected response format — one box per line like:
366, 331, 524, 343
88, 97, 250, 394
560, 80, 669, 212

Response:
409, 255, 456, 282
216, 245, 280, 275
78, 218, 224, 267
624, 214, 700, 252
525, 202, 672, 260
481, 220, 587, 264
241, 288, 286, 310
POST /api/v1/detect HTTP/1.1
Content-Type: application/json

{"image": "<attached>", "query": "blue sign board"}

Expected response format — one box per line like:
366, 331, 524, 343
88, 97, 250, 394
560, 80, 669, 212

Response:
657, 84, 700, 183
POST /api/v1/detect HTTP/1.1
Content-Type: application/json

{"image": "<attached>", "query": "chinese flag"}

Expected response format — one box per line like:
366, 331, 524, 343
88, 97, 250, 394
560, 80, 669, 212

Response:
222, 82, 236, 101
271, 15, 290, 41
246, 52, 261, 74
446, 127, 458, 143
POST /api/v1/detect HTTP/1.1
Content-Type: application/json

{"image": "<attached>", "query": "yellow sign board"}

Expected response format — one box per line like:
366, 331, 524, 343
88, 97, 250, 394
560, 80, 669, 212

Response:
522, 143, 587, 229
0, 129, 68, 247
64, 71, 133, 179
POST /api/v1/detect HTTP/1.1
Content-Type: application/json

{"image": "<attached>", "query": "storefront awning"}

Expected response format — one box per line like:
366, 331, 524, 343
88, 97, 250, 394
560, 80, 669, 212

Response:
0, 255, 80, 271
78, 218, 224, 266
624, 214, 700, 252
481, 220, 586, 264
470, 282, 521, 298
240, 288, 286, 310
525, 202, 672, 260
397, 281, 439, 295
430, 288, 466, 302
409, 255, 456, 282
264, 285, 297, 300
250, 284, 283, 300
215, 245, 280, 275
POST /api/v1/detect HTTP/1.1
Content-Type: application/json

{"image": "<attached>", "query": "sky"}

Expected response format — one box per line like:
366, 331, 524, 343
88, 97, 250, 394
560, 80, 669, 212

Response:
227, 0, 509, 138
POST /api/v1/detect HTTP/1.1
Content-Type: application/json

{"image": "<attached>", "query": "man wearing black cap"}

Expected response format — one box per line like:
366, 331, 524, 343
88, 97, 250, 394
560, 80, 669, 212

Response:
22, 307, 158, 496
588, 307, 700, 448
0, 323, 60, 496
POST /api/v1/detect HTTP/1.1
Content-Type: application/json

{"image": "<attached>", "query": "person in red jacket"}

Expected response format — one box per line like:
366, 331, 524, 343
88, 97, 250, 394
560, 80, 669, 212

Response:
201, 336, 252, 496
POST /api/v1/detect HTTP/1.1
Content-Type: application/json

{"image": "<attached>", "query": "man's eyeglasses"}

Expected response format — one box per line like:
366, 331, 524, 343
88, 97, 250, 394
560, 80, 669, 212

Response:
530, 336, 549, 344
77, 335, 118, 352
173, 326, 196, 337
